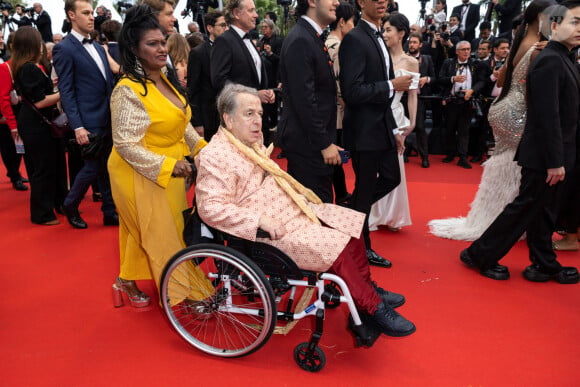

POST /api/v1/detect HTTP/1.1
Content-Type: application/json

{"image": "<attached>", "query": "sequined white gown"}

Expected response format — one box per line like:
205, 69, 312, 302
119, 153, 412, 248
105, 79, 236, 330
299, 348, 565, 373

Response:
428, 47, 534, 240
368, 86, 412, 231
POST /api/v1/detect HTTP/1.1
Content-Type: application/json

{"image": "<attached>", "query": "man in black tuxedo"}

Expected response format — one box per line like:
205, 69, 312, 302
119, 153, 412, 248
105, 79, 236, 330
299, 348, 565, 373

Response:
32, 3, 53, 42
460, 1, 580, 284
406, 32, 436, 168
452, 0, 480, 43
435, 40, 486, 169
491, 0, 523, 35
278, 0, 340, 205
210, 0, 275, 145
187, 11, 228, 141
339, 0, 412, 268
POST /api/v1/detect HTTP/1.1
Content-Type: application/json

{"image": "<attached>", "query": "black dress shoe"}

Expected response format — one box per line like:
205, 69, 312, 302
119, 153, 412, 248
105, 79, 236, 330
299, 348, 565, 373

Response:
442, 155, 454, 163
372, 281, 405, 308
92, 192, 103, 202
366, 249, 392, 268
12, 180, 28, 191
103, 214, 119, 226
403, 154, 409, 163
523, 264, 579, 284
421, 158, 430, 168
457, 157, 472, 169
63, 205, 88, 229
276, 151, 285, 159
460, 249, 510, 280
335, 193, 352, 206
372, 302, 416, 337
21, 178, 29, 183
470, 155, 482, 163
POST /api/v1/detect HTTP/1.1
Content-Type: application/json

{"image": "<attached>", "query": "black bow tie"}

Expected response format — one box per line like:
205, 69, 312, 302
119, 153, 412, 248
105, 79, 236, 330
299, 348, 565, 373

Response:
458, 62, 468, 68
375, 29, 384, 38
242, 33, 250, 40
82, 38, 93, 45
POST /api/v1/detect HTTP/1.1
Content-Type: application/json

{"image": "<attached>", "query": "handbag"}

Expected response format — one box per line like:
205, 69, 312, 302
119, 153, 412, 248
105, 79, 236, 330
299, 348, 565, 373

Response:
21, 96, 72, 138
69, 133, 105, 160
5, 64, 20, 105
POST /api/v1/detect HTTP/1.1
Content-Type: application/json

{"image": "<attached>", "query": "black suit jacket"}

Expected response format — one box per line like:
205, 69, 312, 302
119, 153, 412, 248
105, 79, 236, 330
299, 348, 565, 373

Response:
517, 41, 580, 171
417, 54, 436, 96
278, 18, 336, 160
187, 40, 218, 136
494, 0, 522, 35
339, 20, 396, 152
434, 57, 487, 98
35, 10, 53, 43
451, 3, 480, 43
210, 28, 267, 93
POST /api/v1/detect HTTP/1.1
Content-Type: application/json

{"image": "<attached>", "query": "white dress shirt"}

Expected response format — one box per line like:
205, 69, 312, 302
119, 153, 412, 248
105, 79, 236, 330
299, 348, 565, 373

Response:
70, 29, 107, 80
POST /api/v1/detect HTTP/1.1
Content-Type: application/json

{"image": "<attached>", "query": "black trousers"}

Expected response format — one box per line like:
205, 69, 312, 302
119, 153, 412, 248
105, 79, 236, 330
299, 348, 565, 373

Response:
467, 167, 565, 274
414, 99, 429, 159
20, 130, 68, 224
556, 166, 580, 234
350, 149, 400, 249
286, 152, 334, 204
0, 123, 24, 183
444, 101, 473, 157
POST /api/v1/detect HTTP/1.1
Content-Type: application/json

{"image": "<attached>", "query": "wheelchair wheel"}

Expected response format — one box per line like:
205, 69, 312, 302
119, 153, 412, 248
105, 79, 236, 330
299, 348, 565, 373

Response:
294, 342, 326, 372
160, 243, 277, 358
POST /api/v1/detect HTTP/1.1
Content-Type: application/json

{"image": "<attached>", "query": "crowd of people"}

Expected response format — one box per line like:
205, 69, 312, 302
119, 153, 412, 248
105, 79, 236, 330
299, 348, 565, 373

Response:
0, 0, 579, 343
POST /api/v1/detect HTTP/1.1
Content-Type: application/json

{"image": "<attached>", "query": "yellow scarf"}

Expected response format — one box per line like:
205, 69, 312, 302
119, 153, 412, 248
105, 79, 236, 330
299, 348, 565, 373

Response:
220, 127, 322, 224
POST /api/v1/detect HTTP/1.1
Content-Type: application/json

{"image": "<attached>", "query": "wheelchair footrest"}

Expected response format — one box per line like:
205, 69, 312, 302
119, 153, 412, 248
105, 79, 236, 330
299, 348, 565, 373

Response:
348, 313, 382, 348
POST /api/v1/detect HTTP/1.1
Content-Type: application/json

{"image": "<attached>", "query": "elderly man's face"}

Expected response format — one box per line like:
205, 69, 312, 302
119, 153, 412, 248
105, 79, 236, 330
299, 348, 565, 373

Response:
225, 93, 263, 146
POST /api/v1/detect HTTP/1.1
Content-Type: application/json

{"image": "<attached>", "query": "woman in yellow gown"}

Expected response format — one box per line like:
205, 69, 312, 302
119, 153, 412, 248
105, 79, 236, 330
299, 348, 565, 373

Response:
108, 5, 205, 307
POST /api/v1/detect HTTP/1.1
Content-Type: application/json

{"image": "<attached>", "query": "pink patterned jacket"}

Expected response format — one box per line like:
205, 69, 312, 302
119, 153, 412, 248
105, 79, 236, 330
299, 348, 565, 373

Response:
196, 130, 365, 272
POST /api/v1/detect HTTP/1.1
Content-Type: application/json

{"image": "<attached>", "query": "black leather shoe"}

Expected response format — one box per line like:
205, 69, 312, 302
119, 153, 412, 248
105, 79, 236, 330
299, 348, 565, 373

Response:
523, 264, 579, 284
63, 205, 88, 229
442, 155, 454, 163
403, 154, 409, 163
457, 157, 472, 169
470, 155, 482, 163
12, 180, 28, 191
276, 151, 285, 159
421, 158, 430, 168
21, 178, 29, 183
460, 249, 510, 280
103, 213, 119, 226
372, 302, 416, 337
92, 192, 103, 202
372, 281, 405, 308
366, 249, 392, 268
335, 193, 352, 207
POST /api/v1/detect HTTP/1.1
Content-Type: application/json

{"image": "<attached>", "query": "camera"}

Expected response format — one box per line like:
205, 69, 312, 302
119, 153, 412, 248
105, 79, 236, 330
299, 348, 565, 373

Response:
0, 1, 13, 11
441, 32, 450, 41
429, 24, 436, 32
117, 2, 133, 10
24, 7, 34, 14
277, 0, 292, 6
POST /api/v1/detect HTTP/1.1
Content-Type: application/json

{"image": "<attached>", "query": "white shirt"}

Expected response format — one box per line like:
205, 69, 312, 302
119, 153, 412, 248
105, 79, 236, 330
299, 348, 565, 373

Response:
360, 18, 394, 98
460, 3, 471, 32
301, 15, 324, 36
70, 29, 107, 80
453, 61, 472, 94
230, 24, 262, 84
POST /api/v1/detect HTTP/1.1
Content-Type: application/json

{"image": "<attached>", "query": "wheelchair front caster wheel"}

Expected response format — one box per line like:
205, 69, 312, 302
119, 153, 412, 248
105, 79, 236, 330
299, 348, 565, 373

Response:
293, 342, 326, 372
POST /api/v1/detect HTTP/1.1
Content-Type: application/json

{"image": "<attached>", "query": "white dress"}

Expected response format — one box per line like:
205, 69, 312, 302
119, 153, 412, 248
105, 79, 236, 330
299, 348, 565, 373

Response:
428, 47, 534, 240
368, 83, 413, 231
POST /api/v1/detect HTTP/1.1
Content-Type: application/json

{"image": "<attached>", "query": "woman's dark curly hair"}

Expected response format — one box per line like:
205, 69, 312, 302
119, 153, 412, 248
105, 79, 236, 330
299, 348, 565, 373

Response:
118, 4, 186, 99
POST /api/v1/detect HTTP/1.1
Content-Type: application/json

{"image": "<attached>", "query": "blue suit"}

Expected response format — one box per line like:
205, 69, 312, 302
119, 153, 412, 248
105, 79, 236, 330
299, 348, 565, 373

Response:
53, 34, 116, 217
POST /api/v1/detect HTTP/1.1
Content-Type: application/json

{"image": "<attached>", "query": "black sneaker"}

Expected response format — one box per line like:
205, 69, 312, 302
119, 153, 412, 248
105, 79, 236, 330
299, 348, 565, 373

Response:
372, 281, 405, 308
373, 302, 416, 337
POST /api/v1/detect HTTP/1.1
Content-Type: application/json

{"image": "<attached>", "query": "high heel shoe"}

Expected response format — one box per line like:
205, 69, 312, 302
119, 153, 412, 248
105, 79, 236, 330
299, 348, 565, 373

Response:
112, 277, 151, 308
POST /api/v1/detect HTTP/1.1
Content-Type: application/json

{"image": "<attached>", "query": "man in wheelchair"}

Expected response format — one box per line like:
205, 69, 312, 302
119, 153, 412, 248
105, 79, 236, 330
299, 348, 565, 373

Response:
195, 83, 416, 338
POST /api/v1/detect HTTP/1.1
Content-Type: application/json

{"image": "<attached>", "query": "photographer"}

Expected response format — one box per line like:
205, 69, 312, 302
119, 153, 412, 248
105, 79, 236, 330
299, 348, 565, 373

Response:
182, 0, 219, 34
434, 40, 486, 169
32, 3, 52, 42
6, 4, 34, 28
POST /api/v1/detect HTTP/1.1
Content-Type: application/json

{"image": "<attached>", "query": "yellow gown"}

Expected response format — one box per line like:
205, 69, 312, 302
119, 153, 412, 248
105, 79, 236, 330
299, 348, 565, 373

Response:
108, 73, 205, 289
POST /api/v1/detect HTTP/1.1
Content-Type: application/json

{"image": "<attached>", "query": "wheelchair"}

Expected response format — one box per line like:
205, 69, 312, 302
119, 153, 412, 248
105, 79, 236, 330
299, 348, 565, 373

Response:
159, 212, 382, 372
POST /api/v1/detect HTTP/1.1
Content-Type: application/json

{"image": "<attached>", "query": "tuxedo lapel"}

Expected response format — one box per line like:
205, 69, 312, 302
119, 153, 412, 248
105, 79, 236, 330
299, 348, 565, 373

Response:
297, 19, 335, 80
228, 29, 260, 85
69, 36, 107, 82
359, 22, 388, 80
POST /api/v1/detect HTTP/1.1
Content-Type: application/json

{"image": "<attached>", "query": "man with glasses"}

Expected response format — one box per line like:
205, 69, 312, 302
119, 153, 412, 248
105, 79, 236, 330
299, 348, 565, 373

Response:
434, 40, 486, 169
187, 11, 228, 141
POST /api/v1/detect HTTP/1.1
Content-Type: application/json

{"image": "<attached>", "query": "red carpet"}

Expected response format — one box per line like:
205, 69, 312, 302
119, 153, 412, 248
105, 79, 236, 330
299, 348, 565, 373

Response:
1, 153, 579, 386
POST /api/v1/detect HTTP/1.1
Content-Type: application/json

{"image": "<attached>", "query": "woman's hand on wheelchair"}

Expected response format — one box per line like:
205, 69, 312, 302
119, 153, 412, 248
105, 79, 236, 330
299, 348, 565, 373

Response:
258, 215, 287, 240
